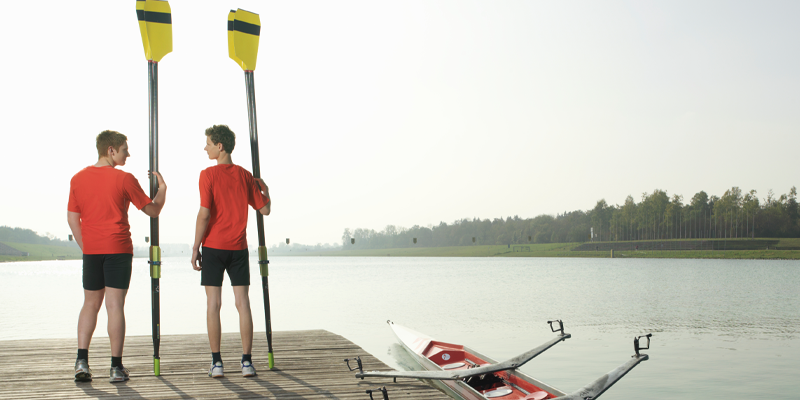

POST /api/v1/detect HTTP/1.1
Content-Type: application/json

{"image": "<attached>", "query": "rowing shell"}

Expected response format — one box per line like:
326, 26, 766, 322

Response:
354, 320, 651, 400
387, 321, 567, 399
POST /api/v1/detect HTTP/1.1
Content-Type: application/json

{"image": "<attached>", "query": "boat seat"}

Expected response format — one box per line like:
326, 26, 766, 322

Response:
523, 391, 549, 400
483, 387, 513, 398
442, 362, 466, 370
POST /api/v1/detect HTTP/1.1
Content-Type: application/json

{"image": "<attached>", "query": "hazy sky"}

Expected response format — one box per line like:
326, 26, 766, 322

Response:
2, 0, 798, 247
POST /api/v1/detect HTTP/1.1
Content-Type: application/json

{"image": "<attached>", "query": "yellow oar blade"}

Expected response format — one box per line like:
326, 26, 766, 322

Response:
143, 0, 173, 62
227, 10, 242, 66
136, 0, 151, 60
232, 8, 260, 71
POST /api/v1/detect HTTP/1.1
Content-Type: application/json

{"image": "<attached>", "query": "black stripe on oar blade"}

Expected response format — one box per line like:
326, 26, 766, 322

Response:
144, 11, 172, 24
228, 20, 234, 31
234, 20, 260, 36
137, 9, 145, 20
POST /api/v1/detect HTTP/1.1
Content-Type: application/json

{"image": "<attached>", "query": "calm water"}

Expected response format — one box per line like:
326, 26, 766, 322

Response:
1, 257, 798, 398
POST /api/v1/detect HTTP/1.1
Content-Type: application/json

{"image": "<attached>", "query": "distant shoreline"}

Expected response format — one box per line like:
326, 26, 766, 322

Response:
270, 239, 800, 260
0, 241, 82, 263
5, 239, 800, 262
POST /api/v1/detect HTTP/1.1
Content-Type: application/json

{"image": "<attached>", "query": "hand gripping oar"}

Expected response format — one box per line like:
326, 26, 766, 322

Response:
136, 0, 172, 377
229, 8, 274, 369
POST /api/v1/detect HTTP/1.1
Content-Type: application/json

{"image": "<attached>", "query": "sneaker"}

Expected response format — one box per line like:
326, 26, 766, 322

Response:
74, 359, 92, 382
109, 366, 130, 383
241, 361, 257, 377
208, 361, 224, 378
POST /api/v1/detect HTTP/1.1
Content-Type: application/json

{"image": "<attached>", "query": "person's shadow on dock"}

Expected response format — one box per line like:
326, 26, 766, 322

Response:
156, 376, 192, 399
252, 368, 342, 399
216, 376, 265, 398
75, 380, 145, 399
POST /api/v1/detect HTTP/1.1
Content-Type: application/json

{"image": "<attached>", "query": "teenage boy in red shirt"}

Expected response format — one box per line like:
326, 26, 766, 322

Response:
68, 130, 167, 383
191, 125, 270, 378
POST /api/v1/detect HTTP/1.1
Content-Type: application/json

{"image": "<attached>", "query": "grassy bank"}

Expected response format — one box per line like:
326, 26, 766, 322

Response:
5, 239, 800, 262
0, 242, 83, 262
282, 243, 574, 257
277, 238, 800, 259
607, 249, 800, 259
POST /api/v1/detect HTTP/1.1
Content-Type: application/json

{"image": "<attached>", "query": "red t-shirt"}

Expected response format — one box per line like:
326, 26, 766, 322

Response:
199, 164, 269, 251
67, 166, 153, 254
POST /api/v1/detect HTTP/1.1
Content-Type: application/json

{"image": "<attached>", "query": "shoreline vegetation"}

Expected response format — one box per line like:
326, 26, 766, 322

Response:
271, 238, 800, 259
335, 187, 800, 250
5, 185, 799, 262
0, 225, 193, 262
0, 242, 83, 262
3, 239, 800, 262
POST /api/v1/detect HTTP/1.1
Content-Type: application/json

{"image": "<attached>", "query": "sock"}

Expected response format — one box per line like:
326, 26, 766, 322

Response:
242, 354, 252, 364
111, 357, 123, 368
212, 352, 222, 364
77, 349, 88, 361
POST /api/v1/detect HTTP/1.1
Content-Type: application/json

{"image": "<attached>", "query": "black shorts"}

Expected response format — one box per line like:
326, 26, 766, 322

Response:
200, 247, 251, 287
83, 254, 133, 291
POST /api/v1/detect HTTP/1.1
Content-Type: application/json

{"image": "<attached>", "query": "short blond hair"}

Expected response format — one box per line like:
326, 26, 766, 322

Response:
96, 130, 127, 158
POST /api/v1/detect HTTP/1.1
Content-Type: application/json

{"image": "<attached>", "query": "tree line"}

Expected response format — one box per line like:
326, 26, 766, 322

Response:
340, 186, 800, 249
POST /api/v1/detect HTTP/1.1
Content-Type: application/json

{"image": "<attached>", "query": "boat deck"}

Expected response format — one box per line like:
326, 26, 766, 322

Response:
0, 330, 450, 399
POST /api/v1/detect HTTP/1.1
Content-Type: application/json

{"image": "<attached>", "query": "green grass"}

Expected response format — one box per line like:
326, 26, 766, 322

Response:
288, 245, 512, 257
610, 249, 800, 259
4, 239, 799, 262
777, 238, 800, 249
284, 243, 580, 257
281, 240, 800, 259
0, 242, 82, 262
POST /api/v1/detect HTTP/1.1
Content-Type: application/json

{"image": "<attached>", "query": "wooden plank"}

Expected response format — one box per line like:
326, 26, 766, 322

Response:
0, 330, 450, 400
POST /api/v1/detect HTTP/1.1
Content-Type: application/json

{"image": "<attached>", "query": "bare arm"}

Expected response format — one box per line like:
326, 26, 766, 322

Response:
256, 178, 271, 215
67, 211, 84, 251
191, 206, 211, 271
142, 171, 167, 218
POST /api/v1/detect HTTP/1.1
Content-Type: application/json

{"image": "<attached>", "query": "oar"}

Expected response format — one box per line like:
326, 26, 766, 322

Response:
136, 0, 172, 377
228, 8, 274, 369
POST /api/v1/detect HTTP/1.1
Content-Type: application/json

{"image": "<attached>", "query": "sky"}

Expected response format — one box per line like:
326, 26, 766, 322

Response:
1, 0, 798, 248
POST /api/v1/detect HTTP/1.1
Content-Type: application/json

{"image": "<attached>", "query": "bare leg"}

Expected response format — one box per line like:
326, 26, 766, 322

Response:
78, 289, 105, 351
205, 286, 223, 353
232, 285, 253, 355
104, 287, 128, 357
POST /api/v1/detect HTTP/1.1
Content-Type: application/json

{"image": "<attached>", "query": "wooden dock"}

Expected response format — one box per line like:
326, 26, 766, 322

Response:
0, 330, 451, 399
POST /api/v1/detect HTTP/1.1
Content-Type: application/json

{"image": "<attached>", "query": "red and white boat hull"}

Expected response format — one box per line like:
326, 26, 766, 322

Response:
390, 322, 567, 400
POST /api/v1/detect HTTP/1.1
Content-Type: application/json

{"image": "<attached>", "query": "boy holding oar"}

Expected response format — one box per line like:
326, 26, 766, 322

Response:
191, 125, 271, 378
68, 130, 167, 383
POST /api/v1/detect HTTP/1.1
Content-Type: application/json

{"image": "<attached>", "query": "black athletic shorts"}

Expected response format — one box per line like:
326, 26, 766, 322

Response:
200, 247, 251, 287
82, 254, 133, 291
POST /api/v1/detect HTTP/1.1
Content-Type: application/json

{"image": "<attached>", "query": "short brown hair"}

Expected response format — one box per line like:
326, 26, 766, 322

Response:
205, 125, 236, 154
96, 130, 127, 158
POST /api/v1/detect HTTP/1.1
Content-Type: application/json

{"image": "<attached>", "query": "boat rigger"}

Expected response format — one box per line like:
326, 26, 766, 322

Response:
346, 320, 652, 400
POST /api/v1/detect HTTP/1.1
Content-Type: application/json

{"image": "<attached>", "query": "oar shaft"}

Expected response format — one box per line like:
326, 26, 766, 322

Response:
148, 61, 160, 222
262, 276, 274, 353
244, 73, 261, 178
151, 277, 161, 373
244, 72, 265, 245
147, 60, 161, 376
244, 70, 274, 368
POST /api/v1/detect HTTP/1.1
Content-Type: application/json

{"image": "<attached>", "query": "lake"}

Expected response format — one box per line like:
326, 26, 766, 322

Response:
1, 256, 798, 399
